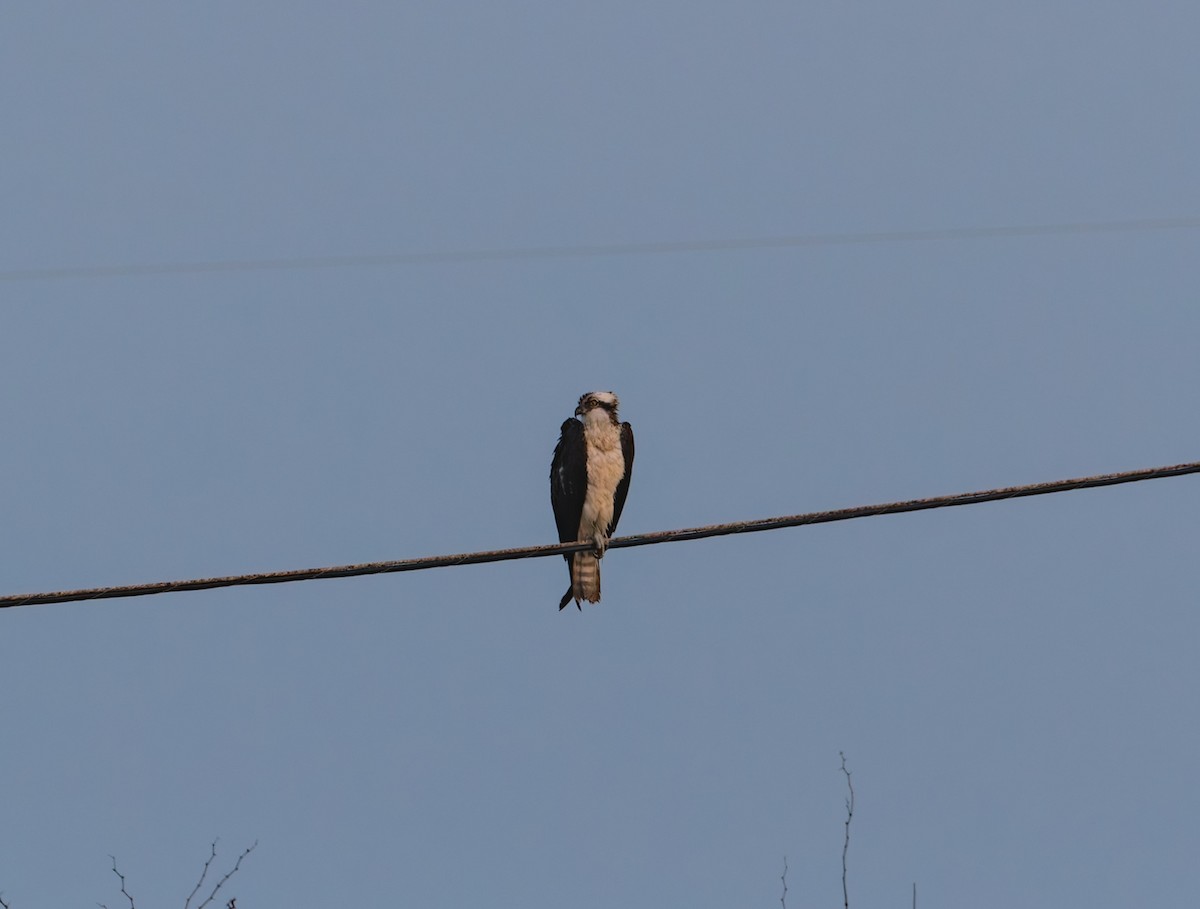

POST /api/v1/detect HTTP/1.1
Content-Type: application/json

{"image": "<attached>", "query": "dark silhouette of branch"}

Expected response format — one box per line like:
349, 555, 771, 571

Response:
184, 841, 220, 909
194, 841, 256, 909
779, 856, 788, 909
0, 842, 253, 909
840, 753, 854, 909
80, 841, 257, 909
98, 854, 136, 909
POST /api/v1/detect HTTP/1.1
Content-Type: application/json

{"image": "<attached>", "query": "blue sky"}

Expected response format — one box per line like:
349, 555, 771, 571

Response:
3, 4, 1199, 907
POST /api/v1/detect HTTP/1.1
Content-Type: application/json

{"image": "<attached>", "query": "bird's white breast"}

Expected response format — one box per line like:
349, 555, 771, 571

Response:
579, 418, 625, 544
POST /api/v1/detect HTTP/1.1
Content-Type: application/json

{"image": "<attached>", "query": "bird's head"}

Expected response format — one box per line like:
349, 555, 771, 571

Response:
575, 391, 620, 421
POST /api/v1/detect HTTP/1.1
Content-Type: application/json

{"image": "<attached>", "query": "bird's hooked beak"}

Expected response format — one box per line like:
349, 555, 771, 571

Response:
574, 403, 586, 417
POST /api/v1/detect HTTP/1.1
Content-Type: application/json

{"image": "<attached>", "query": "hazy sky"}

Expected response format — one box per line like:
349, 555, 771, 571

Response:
3, 4, 1198, 907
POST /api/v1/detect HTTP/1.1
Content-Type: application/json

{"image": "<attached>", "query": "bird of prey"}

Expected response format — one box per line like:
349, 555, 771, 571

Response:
550, 391, 635, 610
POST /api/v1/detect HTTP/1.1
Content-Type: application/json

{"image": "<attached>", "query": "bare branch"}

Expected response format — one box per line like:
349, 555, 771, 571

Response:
0, 890, 11, 909
107, 855, 136, 909
184, 840, 220, 909
779, 856, 788, 909
840, 753, 854, 909
195, 841, 257, 909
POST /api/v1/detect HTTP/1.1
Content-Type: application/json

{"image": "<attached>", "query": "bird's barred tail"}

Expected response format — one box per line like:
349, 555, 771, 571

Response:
571, 552, 601, 607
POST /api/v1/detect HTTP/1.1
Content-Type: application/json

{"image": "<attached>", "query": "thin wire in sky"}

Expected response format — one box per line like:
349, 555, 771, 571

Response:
2, 216, 1198, 282
2, 459, 1195, 609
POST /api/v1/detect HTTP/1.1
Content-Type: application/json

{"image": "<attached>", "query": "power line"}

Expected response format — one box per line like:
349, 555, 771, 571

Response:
3, 216, 1198, 282
2, 459, 1196, 610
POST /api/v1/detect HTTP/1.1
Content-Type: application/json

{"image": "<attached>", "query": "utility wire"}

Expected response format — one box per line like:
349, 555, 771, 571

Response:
2, 460, 1196, 610
3, 216, 1198, 282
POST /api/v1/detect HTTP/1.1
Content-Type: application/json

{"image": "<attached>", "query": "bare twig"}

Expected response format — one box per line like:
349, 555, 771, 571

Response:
0, 890, 10, 908
195, 841, 256, 909
779, 856, 788, 909
840, 753, 854, 909
184, 841, 220, 909
104, 855, 136, 909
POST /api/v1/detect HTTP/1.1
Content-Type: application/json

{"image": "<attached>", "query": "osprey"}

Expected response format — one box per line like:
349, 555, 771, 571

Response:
550, 391, 635, 610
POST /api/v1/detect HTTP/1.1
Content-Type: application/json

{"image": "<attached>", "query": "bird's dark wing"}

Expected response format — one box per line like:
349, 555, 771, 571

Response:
608, 422, 635, 535
550, 418, 586, 548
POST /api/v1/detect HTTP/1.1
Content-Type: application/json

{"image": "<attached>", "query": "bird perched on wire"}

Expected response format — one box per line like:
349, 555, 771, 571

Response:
550, 391, 635, 610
